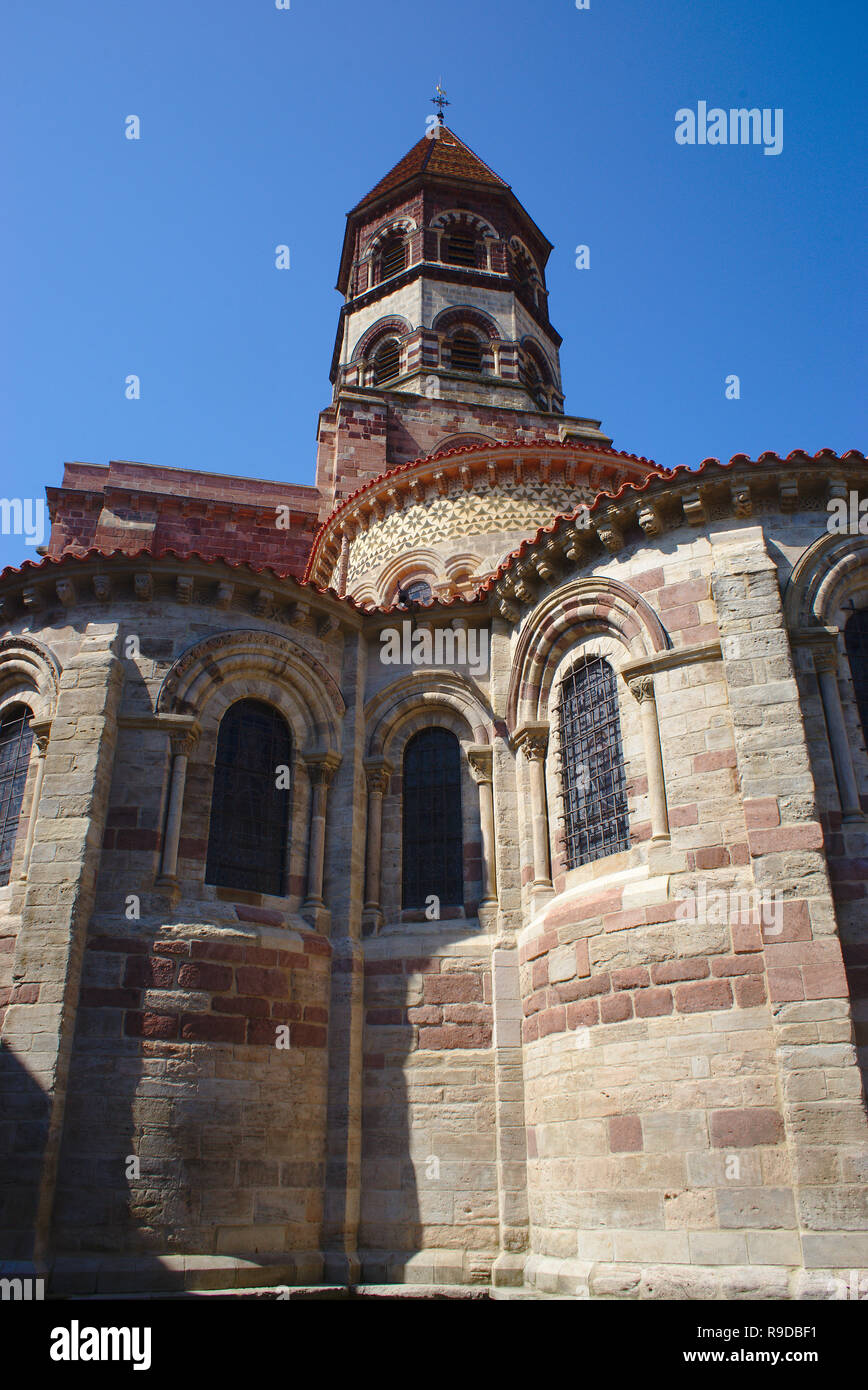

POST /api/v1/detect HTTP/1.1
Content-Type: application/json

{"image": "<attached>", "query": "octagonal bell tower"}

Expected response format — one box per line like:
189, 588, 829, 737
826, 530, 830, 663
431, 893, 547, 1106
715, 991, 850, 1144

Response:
315, 123, 611, 511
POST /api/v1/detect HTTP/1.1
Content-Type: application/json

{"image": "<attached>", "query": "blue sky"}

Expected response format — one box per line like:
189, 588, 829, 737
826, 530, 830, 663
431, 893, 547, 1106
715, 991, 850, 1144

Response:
1, 0, 864, 571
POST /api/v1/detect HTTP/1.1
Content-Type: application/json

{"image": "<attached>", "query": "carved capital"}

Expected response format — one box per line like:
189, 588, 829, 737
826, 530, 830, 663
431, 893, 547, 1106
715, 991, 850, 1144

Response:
813, 644, 839, 675
466, 745, 493, 784
515, 724, 549, 763
30, 719, 52, 755
170, 727, 200, 759
364, 758, 392, 796
305, 751, 341, 788
628, 674, 656, 704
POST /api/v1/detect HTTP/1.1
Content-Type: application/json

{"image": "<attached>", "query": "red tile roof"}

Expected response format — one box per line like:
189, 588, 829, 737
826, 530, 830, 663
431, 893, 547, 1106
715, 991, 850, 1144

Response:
353, 125, 510, 210
475, 447, 867, 595
0, 546, 366, 612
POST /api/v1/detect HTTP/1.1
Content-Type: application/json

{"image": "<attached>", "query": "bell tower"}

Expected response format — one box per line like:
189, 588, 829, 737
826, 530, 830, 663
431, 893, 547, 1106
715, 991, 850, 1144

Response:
314, 122, 611, 511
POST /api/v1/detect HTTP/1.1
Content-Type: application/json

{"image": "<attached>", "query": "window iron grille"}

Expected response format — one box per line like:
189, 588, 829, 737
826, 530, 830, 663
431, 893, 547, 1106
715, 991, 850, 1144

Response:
205, 699, 292, 897
556, 656, 630, 869
0, 704, 33, 886
402, 728, 464, 908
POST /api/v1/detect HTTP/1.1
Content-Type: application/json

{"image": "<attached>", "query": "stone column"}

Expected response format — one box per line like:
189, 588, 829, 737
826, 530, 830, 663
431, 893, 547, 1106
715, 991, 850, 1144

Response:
467, 745, 498, 906
0, 625, 123, 1265
628, 674, 670, 840
362, 757, 391, 933
515, 724, 552, 892
18, 720, 51, 881
303, 752, 341, 915
815, 643, 863, 822
157, 727, 199, 885
709, 526, 868, 1276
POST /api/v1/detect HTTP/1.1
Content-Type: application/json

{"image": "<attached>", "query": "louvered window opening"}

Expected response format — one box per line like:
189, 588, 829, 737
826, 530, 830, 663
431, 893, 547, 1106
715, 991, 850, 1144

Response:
521, 355, 542, 387
402, 728, 464, 908
451, 333, 482, 373
205, 699, 292, 897
511, 252, 533, 290
444, 230, 477, 267
0, 705, 33, 886
379, 238, 407, 281
845, 610, 868, 746
556, 657, 631, 869
373, 340, 401, 385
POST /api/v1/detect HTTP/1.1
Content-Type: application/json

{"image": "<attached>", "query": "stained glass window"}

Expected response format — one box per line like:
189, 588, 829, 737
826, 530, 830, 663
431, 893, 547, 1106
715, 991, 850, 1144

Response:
205, 699, 291, 897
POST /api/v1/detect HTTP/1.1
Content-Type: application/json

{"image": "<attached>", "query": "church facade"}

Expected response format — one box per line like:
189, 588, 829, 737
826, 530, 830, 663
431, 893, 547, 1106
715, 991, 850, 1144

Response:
0, 126, 865, 1298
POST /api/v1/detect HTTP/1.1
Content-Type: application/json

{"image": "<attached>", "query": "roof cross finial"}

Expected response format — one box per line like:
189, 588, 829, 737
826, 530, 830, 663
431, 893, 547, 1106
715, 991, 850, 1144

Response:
431, 81, 450, 124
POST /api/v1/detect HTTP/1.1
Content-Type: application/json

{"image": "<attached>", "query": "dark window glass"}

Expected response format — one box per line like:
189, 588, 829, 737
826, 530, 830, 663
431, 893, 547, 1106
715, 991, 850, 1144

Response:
373, 338, 401, 385
845, 610, 868, 745
400, 579, 432, 604
556, 657, 630, 869
451, 332, 482, 372
205, 699, 291, 897
379, 237, 408, 281
0, 705, 33, 886
402, 728, 463, 908
444, 229, 477, 266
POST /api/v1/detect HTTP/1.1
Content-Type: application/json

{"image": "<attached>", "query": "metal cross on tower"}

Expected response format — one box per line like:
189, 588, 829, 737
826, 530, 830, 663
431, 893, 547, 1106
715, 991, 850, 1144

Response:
431, 83, 450, 122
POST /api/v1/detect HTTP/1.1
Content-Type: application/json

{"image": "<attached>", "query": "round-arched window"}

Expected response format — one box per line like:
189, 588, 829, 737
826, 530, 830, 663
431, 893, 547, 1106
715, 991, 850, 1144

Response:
205, 699, 292, 897
0, 704, 34, 886
378, 235, 408, 282
398, 579, 432, 605
373, 338, 401, 385
450, 332, 482, 373
443, 227, 478, 267
402, 728, 464, 909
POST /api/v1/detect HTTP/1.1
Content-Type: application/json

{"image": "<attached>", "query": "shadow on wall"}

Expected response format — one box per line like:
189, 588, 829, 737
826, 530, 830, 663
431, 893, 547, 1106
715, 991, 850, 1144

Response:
358, 916, 499, 1284
0, 1039, 52, 1261
47, 921, 331, 1294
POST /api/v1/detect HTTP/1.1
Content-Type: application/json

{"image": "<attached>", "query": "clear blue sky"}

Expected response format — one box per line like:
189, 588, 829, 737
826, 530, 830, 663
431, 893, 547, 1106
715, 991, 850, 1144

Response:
1, 0, 864, 571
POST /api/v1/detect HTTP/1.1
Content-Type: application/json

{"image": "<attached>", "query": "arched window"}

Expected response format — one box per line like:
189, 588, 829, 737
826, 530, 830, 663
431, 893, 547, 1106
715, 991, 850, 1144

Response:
556, 656, 630, 869
377, 235, 408, 282
521, 350, 550, 409
450, 332, 482, 373
0, 704, 34, 886
205, 699, 292, 897
510, 245, 535, 293
402, 728, 463, 909
397, 579, 432, 605
443, 227, 478, 267
372, 338, 401, 385
844, 609, 868, 744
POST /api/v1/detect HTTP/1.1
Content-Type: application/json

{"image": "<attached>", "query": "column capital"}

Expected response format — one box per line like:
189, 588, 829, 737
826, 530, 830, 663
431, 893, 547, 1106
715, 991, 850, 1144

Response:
170, 725, 201, 759
304, 750, 341, 787
364, 757, 392, 795
514, 722, 549, 762
813, 643, 840, 675
466, 745, 493, 784
628, 674, 656, 704
30, 718, 52, 755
